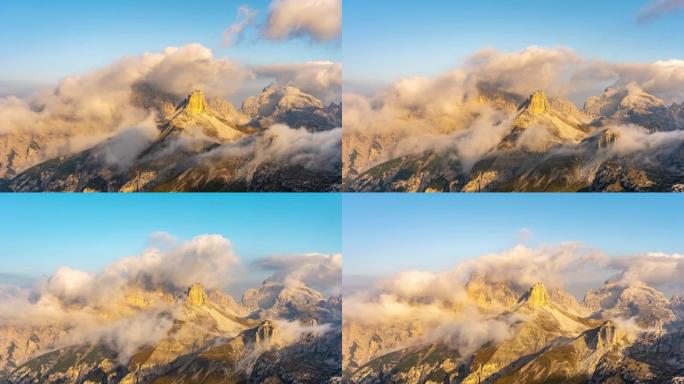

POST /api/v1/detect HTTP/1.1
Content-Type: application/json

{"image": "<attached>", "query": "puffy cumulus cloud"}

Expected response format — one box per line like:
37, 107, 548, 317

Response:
608, 252, 684, 290
463, 46, 581, 97
263, 0, 341, 42
142, 44, 250, 97
103, 234, 240, 292
253, 61, 342, 104
0, 44, 252, 170
637, 0, 684, 22
1, 234, 240, 325
0, 233, 242, 362
223, 5, 259, 46
252, 253, 342, 294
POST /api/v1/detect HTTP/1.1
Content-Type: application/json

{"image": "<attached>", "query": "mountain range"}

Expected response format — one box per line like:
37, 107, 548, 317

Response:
0, 84, 341, 192
343, 83, 684, 192
0, 280, 341, 384
343, 278, 684, 383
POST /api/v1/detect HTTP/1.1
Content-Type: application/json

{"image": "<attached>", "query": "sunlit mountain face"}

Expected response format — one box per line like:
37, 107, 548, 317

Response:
342, 244, 684, 384
342, 47, 684, 192
0, 0, 342, 192
0, 235, 342, 384
3, 83, 341, 192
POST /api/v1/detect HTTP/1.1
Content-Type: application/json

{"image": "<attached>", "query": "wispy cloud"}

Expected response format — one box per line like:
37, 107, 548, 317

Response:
637, 0, 684, 22
223, 5, 259, 46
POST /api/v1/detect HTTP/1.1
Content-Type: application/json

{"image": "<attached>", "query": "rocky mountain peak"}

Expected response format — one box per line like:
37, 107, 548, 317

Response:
523, 90, 550, 115
185, 90, 208, 115
526, 282, 549, 307
186, 282, 208, 306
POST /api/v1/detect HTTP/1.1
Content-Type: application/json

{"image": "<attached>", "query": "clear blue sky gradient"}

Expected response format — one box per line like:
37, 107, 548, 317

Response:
0, 0, 340, 85
344, 0, 684, 88
0, 194, 341, 279
343, 194, 684, 277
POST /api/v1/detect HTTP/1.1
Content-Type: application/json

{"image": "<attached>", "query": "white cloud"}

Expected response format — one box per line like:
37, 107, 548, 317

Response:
252, 252, 342, 295
344, 46, 684, 175
609, 252, 684, 290
2, 43, 251, 137
253, 61, 342, 104
263, 0, 341, 42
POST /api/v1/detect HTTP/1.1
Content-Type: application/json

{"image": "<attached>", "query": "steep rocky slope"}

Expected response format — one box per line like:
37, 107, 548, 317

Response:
344, 280, 684, 384
7, 85, 341, 192
345, 85, 684, 192
0, 281, 341, 384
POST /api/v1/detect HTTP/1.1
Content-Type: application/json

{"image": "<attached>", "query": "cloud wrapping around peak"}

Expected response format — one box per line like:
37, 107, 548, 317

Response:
344, 243, 684, 360
253, 61, 342, 104
264, 0, 341, 42
252, 252, 342, 295
344, 46, 684, 176
609, 252, 684, 290
0, 43, 250, 139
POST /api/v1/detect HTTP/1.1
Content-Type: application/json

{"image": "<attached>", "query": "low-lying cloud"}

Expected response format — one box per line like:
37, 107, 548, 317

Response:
198, 124, 341, 179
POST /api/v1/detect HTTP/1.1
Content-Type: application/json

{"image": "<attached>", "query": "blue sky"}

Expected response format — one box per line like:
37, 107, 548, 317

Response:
344, 0, 684, 89
0, 194, 341, 283
343, 194, 683, 277
0, 0, 339, 86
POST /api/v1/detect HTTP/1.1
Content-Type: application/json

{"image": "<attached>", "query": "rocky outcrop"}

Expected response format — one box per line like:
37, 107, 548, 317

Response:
524, 282, 550, 307
186, 282, 208, 306
523, 90, 550, 115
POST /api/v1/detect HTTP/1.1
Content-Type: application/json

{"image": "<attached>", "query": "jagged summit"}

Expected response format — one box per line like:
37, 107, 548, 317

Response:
525, 282, 549, 307
186, 282, 208, 306
520, 90, 550, 115
184, 90, 208, 115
